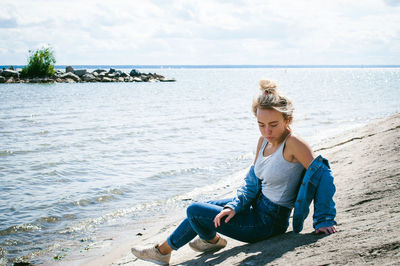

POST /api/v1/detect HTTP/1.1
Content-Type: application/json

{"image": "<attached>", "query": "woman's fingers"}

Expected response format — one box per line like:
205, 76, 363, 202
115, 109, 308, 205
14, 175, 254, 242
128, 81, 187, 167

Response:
214, 209, 236, 228
315, 226, 336, 234
224, 211, 235, 223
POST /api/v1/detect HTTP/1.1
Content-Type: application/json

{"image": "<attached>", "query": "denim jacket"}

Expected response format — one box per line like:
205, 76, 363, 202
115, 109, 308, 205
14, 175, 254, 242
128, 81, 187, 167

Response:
224, 155, 337, 233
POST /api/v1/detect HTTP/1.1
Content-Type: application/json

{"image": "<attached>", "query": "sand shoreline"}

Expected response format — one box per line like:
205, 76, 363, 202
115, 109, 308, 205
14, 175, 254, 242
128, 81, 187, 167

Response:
59, 113, 400, 265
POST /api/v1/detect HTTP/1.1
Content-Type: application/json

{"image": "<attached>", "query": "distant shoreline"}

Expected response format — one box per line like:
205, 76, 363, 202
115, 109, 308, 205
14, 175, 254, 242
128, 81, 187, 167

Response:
1, 64, 400, 70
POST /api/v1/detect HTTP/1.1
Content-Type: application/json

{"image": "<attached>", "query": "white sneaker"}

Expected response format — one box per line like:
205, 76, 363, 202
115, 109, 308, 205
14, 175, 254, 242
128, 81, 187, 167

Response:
189, 236, 227, 253
131, 244, 171, 265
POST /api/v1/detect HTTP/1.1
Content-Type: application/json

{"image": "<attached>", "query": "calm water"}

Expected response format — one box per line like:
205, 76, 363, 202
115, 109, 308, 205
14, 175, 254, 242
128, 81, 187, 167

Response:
1, 67, 399, 264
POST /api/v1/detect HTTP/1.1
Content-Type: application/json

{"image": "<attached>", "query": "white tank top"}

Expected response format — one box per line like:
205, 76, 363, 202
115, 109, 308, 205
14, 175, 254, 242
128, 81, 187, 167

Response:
254, 135, 304, 208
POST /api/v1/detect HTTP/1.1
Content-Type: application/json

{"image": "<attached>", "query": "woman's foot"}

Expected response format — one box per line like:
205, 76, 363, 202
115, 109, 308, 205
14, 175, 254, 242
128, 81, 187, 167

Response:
131, 244, 171, 265
188, 236, 227, 253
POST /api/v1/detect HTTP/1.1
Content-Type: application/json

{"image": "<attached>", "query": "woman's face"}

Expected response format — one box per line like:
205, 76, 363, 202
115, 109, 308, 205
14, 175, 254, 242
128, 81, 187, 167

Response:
256, 108, 290, 143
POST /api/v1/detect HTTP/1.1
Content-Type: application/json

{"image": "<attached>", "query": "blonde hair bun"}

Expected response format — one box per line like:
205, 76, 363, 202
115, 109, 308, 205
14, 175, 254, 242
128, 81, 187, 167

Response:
259, 79, 278, 94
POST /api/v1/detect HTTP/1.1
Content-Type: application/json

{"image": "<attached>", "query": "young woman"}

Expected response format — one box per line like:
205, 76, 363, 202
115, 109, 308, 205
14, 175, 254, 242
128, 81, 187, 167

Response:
131, 79, 337, 265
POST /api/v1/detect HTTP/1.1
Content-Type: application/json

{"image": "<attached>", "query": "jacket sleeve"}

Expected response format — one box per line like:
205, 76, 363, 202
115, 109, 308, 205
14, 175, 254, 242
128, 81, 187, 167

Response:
292, 155, 337, 233
224, 165, 260, 214
313, 162, 337, 230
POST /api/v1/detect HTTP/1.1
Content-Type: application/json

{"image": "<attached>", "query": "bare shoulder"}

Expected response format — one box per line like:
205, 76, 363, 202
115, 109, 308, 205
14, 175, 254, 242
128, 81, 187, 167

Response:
286, 134, 312, 152
286, 133, 315, 168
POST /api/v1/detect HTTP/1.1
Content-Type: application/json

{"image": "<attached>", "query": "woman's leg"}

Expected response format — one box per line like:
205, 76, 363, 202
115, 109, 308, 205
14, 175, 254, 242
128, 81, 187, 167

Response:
186, 201, 277, 243
166, 198, 234, 250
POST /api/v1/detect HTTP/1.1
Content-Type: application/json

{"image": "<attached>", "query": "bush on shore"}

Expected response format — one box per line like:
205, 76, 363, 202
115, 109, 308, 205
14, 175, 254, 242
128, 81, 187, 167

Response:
20, 47, 56, 78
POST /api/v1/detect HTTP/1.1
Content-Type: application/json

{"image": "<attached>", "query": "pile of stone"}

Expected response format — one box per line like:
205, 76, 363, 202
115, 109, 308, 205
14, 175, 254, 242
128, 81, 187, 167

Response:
0, 66, 176, 83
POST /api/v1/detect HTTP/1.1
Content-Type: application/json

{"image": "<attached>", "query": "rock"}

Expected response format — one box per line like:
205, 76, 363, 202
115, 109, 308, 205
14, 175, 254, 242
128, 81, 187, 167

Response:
140, 75, 149, 82
55, 78, 63, 83
8, 66, 14, 70
130, 69, 141, 77
160, 78, 176, 82
60, 72, 80, 82
92, 72, 99, 77
5, 77, 15, 83
82, 73, 96, 82
117, 77, 124, 82
0, 76, 5, 83
106, 73, 117, 78
109, 68, 116, 74
73, 69, 87, 77
66, 66, 74, 73
120, 72, 128, 78
133, 77, 142, 82
65, 78, 75, 83
101, 77, 112, 82
2, 69, 19, 78
93, 69, 107, 74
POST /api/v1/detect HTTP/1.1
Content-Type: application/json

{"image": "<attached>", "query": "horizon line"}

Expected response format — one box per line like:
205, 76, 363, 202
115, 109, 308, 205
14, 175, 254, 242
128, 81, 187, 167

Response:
2, 64, 400, 69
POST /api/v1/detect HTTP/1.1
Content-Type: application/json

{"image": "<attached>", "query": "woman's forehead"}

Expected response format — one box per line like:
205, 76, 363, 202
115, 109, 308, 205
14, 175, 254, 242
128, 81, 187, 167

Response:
256, 108, 284, 122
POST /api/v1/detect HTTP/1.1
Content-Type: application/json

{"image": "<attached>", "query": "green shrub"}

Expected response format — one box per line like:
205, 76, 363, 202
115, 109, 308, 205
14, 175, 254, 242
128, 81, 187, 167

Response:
21, 47, 56, 78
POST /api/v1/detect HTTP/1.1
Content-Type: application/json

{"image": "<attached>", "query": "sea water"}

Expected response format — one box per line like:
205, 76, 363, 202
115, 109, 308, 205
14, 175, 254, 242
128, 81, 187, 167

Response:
0, 67, 399, 264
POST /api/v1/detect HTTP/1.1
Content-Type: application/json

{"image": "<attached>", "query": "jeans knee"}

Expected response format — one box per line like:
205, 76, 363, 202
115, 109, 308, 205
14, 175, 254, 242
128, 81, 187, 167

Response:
186, 202, 202, 218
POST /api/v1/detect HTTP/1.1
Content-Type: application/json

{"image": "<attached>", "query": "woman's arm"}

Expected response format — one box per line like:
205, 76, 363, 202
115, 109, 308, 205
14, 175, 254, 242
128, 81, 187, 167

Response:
215, 137, 263, 226
288, 135, 337, 235
286, 134, 315, 168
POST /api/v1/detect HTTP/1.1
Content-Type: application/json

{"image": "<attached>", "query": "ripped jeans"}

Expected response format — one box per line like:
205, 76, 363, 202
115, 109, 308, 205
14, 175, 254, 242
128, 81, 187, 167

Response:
167, 194, 291, 250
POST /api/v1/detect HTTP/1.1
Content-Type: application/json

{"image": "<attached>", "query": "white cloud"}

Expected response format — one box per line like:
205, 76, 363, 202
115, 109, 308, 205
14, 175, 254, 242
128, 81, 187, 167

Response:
0, 0, 399, 65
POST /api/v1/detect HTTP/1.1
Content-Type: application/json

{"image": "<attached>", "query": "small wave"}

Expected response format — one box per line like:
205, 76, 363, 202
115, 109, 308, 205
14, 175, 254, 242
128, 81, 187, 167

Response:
38, 216, 61, 224
72, 195, 116, 206
0, 150, 13, 157
151, 167, 211, 179
0, 223, 42, 236
71, 188, 128, 207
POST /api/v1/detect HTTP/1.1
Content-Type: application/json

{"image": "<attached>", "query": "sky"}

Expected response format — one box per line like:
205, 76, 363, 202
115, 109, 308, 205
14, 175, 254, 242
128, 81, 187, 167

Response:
0, 0, 399, 65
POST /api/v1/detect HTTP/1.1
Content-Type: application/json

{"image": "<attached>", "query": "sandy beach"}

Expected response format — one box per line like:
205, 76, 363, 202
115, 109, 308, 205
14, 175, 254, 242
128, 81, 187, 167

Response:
60, 112, 400, 266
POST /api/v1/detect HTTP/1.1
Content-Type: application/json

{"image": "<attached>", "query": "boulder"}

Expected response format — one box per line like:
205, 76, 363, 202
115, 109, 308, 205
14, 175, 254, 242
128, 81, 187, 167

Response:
133, 77, 142, 82
60, 72, 80, 82
0, 76, 5, 83
93, 69, 107, 74
140, 75, 149, 81
130, 69, 141, 77
106, 73, 117, 78
65, 78, 75, 83
8, 66, 14, 70
66, 66, 74, 73
117, 77, 124, 82
109, 68, 116, 74
73, 69, 87, 77
159, 78, 176, 82
5, 77, 15, 83
82, 73, 96, 82
92, 72, 99, 77
120, 72, 128, 77
101, 77, 112, 82
2, 69, 20, 78
54, 70, 63, 77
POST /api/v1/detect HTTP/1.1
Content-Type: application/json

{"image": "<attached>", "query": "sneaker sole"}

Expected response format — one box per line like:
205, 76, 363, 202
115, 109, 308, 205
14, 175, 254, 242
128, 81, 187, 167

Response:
188, 242, 226, 253
131, 248, 169, 265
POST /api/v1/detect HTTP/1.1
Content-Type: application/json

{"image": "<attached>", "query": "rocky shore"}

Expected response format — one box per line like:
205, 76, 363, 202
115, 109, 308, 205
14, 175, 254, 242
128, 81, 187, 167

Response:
0, 66, 175, 84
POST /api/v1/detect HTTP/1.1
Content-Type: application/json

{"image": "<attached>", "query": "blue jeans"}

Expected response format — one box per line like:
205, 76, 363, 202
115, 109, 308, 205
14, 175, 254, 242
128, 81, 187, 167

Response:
167, 194, 291, 250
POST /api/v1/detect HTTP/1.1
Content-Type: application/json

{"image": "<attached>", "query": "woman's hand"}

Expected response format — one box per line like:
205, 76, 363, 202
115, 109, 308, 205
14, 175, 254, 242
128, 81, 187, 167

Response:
315, 226, 336, 234
213, 208, 236, 228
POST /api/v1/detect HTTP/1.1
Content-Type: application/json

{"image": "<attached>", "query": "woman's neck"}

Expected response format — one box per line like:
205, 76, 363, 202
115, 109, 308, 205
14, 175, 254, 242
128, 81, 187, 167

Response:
269, 129, 291, 147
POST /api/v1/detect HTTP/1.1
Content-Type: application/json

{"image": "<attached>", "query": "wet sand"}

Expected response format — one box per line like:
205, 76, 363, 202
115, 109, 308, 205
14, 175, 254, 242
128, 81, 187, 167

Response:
61, 113, 400, 265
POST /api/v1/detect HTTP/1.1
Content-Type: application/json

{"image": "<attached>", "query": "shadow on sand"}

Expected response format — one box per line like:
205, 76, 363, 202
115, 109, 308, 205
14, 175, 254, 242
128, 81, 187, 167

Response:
179, 231, 328, 265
